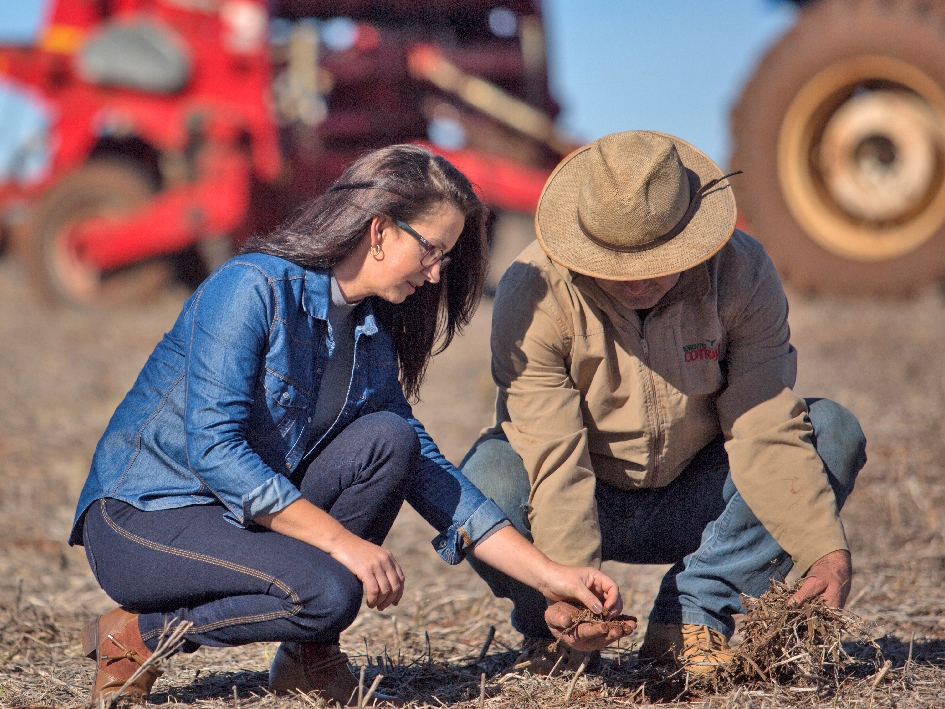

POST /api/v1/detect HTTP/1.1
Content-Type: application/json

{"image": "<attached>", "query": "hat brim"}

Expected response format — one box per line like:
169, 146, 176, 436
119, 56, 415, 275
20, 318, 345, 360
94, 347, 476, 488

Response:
535, 131, 737, 280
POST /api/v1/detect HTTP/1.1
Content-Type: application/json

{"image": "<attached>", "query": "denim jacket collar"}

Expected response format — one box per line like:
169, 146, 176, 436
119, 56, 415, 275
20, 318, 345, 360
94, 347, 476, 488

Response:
302, 269, 331, 321
303, 268, 380, 337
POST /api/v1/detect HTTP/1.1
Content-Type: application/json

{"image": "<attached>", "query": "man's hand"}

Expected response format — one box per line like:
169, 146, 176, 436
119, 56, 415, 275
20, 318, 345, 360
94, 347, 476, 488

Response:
789, 549, 852, 608
544, 600, 636, 652
539, 565, 634, 652
469, 526, 633, 651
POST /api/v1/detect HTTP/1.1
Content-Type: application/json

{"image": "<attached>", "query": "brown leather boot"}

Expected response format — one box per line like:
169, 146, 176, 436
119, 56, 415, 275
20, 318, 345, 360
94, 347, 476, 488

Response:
82, 607, 162, 702
269, 642, 402, 706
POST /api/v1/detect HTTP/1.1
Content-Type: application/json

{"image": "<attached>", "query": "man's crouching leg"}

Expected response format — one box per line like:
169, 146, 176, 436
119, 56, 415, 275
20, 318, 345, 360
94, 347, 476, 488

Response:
642, 398, 866, 673
460, 436, 591, 674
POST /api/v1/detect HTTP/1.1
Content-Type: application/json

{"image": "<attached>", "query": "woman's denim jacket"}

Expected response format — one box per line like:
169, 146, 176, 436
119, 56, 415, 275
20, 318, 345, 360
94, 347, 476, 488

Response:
69, 254, 508, 562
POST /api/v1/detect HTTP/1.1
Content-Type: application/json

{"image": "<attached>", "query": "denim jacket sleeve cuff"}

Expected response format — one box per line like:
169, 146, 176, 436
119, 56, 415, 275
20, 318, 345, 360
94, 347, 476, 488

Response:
237, 475, 303, 525
429, 498, 510, 565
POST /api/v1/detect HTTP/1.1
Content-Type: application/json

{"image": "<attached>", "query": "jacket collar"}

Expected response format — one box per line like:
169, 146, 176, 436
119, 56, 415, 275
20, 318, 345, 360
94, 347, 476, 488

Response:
302, 269, 331, 321
301, 268, 378, 336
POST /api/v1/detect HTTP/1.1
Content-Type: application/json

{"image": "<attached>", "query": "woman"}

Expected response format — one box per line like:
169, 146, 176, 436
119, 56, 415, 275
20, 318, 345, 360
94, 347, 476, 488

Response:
70, 145, 628, 706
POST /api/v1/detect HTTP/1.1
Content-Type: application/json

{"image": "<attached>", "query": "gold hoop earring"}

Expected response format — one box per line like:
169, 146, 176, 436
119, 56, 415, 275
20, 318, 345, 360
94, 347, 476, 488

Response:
370, 245, 381, 257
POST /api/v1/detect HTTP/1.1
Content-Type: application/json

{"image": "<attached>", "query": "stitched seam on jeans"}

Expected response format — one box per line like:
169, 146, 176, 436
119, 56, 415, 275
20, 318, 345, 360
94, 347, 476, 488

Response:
139, 609, 298, 643
84, 519, 99, 581
100, 501, 300, 601
100, 501, 303, 602
99, 501, 306, 642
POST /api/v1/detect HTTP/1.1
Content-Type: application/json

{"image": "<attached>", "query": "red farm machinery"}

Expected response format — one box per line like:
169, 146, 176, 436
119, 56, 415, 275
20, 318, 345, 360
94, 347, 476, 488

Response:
0, 0, 566, 306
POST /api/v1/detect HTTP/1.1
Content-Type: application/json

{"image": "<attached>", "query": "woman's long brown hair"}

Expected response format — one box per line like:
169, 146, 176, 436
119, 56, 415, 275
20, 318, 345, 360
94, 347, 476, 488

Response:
241, 144, 488, 401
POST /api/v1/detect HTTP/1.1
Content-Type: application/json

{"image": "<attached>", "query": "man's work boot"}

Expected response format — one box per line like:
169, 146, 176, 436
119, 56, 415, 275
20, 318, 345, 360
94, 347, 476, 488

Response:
510, 637, 596, 676
82, 606, 161, 702
679, 624, 734, 674
639, 622, 733, 675
269, 642, 402, 706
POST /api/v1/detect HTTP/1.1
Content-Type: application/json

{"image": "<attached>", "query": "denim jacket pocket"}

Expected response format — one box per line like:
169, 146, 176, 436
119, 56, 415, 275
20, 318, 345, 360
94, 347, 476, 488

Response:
248, 372, 314, 470
263, 369, 310, 418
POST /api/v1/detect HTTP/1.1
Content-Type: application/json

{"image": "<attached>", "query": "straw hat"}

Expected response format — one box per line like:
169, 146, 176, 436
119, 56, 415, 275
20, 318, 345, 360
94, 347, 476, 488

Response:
535, 131, 738, 280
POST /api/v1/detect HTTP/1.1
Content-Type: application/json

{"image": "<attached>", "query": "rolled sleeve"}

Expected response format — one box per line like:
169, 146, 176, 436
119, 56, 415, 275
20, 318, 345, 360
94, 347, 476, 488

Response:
239, 474, 303, 523
430, 498, 510, 564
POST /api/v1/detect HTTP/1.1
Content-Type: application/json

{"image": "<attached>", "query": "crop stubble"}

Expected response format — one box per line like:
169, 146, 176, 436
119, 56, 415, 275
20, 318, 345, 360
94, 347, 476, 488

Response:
1, 257, 945, 707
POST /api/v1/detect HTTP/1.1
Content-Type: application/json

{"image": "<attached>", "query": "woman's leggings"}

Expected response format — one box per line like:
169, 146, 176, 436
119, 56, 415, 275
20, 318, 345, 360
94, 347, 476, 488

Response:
81, 411, 418, 651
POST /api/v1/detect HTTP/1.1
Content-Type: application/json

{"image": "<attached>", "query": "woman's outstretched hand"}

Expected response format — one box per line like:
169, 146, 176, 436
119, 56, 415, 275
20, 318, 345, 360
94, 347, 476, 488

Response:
536, 564, 623, 619
328, 534, 405, 610
254, 498, 404, 610
538, 565, 634, 652
469, 526, 632, 651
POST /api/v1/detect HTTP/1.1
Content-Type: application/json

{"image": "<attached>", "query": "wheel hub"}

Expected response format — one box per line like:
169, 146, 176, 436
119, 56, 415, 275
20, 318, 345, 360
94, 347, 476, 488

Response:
818, 90, 939, 222
777, 55, 945, 261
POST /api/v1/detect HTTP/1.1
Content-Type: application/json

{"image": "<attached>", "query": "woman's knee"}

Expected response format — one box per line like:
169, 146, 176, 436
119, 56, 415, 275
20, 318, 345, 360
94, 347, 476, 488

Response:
296, 564, 363, 634
806, 398, 867, 499
361, 411, 420, 466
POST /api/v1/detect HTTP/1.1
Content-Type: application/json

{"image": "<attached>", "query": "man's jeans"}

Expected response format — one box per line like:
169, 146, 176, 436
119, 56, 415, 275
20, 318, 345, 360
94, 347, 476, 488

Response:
82, 412, 417, 652
460, 398, 866, 640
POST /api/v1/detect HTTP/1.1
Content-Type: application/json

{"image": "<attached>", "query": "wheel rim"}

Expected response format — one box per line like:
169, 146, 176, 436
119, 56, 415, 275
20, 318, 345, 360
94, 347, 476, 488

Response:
50, 221, 105, 304
777, 55, 945, 261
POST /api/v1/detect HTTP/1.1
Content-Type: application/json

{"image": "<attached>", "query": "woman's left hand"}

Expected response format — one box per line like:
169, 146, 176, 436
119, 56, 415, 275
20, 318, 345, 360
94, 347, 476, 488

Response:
536, 564, 623, 619
538, 565, 635, 651
472, 527, 632, 636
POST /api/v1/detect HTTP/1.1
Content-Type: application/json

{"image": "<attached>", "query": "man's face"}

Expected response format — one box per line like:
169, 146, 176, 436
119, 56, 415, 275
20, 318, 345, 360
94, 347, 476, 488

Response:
594, 272, 682, 310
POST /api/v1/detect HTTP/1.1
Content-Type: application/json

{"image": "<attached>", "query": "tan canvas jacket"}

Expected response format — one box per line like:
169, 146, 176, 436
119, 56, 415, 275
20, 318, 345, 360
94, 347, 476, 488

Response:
484, 231, 847, 575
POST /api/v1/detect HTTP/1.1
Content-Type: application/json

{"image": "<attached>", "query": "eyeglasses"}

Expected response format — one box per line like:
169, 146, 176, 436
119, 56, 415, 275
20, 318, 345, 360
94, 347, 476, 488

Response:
394, 219, 452, 269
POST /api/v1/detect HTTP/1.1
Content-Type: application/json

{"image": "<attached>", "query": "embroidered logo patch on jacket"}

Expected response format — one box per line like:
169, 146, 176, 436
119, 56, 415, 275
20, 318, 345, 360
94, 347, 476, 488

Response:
683, 339, 720, 363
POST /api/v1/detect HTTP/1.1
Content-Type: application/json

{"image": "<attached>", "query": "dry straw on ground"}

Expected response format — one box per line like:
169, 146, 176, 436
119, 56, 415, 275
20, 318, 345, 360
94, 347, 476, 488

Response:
691, 580, 883, 699
0, 574, 936, 709
3, 260, 945, 708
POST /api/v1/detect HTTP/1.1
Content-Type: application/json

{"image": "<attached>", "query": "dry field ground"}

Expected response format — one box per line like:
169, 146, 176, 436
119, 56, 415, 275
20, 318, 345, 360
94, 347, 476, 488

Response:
2, 252, 945, 708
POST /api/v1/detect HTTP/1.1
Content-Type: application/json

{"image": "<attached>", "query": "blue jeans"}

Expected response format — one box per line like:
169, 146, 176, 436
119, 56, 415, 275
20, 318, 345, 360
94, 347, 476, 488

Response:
460, 399, 866, 640
82, 412, 417, 651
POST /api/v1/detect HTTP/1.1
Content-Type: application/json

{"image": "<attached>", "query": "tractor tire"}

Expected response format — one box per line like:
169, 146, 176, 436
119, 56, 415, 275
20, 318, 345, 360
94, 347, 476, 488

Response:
730, 0, 945, 296
17, 161, 171, 307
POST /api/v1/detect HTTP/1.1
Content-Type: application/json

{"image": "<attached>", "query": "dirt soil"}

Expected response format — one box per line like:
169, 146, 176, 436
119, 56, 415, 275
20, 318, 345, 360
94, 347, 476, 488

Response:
2, 253, 945, 708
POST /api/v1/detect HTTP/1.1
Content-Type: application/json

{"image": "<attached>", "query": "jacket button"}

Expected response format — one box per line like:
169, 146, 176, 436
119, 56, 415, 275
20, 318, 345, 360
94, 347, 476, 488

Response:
438, 541, 446, 549
281, 392, 289, 400
285, 461, 291, 468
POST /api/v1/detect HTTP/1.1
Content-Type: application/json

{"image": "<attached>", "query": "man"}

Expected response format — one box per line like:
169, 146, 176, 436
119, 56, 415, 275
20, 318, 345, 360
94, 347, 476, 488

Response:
461, 131, 866, 674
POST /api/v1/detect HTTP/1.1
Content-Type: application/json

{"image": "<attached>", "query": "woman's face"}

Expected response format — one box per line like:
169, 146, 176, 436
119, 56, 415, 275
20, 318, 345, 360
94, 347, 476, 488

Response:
371, 202, 465, 304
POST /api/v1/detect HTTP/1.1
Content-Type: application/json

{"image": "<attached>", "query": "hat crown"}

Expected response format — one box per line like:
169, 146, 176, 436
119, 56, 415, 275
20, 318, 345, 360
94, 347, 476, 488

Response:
577, 133, 691, 249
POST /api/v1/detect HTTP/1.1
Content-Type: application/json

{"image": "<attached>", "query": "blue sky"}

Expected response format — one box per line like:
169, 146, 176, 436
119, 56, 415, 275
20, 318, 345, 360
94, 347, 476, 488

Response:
4, 0, 797, 164
540, 0, 798, 164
